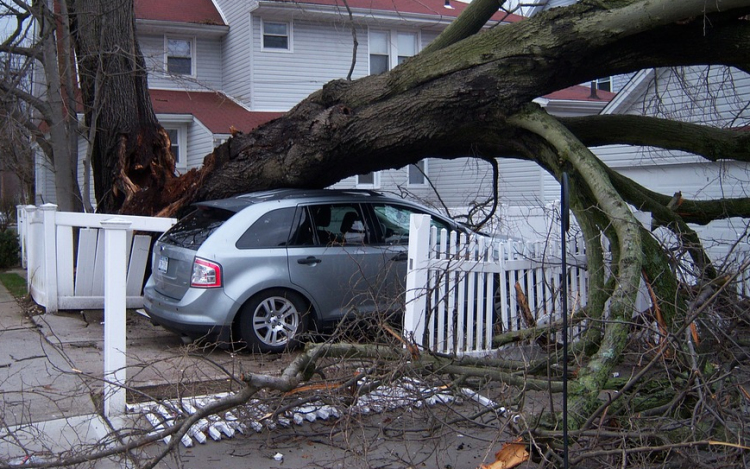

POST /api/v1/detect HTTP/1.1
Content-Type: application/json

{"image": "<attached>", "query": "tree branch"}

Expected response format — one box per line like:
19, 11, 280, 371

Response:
562, 115, 750, 163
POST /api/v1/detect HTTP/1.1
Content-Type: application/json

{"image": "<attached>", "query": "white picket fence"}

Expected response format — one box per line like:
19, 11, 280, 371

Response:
17, 204, 176, 313
17, 204, 176, 416
404, 214, 590, 356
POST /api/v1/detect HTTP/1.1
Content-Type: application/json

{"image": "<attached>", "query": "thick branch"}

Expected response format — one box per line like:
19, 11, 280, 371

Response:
509, 104, 643, 428
562, 115, 750, 163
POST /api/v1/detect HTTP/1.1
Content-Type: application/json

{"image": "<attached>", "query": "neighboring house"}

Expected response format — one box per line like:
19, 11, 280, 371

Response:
34, 0, 618, 209
495, 65, 750, 260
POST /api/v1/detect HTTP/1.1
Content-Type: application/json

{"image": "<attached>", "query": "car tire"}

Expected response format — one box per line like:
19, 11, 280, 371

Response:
238, 289, 309, 353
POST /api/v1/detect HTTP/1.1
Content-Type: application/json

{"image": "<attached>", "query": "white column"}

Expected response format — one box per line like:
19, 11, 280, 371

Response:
16, 205, 26, 269
40, 204, 58, 313
403, 214, 431, 348
101, 217, 132, 417
23, 205, 37, 290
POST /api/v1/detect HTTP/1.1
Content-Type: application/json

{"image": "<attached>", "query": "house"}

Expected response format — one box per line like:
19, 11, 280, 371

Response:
34, 0, 617, 210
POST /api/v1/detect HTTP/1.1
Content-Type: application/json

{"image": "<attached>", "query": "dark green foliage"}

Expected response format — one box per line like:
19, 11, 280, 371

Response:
0, 230, 19, 269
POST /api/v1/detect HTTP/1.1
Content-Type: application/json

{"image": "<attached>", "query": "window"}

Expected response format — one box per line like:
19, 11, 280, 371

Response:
369, 30, 418, 75
289, 204, 368, 246
407, 160, 427, 186
356, 171, 380, 188
263, 21, 290, 50
166, 38, 193, 75
236, 208, 296, 249
369, 31, 389, 74
397, 32, 417, 65
164, 126, 187, 172
160, 207, 233, 250
595, 76, 612, 92
371, 203, 452, 245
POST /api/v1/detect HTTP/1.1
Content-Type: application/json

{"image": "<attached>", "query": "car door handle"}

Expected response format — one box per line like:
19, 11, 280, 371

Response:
297, 256, 322, 265
390, 252, 408, 262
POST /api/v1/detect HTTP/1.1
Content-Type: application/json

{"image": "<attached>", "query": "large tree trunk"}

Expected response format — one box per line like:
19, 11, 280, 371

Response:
68, 0, 175, 214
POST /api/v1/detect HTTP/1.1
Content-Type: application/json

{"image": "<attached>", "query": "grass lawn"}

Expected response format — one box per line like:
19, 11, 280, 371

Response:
0, 271, 26, 298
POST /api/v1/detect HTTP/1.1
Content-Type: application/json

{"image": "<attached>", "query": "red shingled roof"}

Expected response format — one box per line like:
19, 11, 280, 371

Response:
150, 89, 283, 134
264, 0, 523, 21
134, 0, 522, 24
544, 85, 616, 102
134, 0, 225, 25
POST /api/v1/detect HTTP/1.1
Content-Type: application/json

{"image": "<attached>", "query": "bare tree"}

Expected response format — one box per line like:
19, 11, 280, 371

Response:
0, 0, 84, 211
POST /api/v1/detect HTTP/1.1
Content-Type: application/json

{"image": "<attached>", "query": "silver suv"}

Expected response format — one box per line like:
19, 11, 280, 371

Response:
143, 189, 463, 352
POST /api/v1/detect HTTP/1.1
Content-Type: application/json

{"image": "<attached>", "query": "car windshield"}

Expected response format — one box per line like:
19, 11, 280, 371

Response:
160, 207, 234, 250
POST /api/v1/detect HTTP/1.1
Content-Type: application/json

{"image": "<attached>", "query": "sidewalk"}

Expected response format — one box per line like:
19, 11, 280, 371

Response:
0, 269, 293, 466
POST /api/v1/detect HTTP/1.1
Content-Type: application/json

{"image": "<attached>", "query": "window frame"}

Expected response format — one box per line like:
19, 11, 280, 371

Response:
163, 125, 188, 173
369, 202, 455, 246
368, 28, 419, 75
595, 76, 612, 92
261, 20, 293, 52
164, 36, 196, 77
356, 171, 381, 189
407, 159, 428, 187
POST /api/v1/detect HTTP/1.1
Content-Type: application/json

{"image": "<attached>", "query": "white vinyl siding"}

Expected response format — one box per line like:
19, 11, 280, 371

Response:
185, 121, 215, 170
34, 151, 57, 205
139, 35, 223, 90
216, 0, 253, 107
628, 66, 750, 128
252, 18, 368, 111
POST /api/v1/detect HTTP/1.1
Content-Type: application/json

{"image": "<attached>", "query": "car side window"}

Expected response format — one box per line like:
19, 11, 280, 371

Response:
235, 207, 296, 249
290, 204, 368, 246
371, 203, 452, 245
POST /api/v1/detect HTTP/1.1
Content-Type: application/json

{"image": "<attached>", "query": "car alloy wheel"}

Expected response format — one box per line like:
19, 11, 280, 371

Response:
240, 289, 308, 353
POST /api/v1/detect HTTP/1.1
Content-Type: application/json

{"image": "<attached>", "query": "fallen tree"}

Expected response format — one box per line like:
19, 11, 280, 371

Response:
14, 0, 749, 467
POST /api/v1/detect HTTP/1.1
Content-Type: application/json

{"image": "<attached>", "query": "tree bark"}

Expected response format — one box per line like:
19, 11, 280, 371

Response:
68, 0, 174, 214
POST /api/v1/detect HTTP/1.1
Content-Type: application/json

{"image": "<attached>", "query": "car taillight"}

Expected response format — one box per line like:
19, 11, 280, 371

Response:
191, 258, 222, 288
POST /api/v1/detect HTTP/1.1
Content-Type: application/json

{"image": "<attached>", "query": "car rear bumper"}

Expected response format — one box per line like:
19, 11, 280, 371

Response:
143, 282, 238, 343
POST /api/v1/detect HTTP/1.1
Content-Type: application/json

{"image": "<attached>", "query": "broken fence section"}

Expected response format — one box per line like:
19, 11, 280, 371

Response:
404, 214, 589, 357
129, 378, 500, 448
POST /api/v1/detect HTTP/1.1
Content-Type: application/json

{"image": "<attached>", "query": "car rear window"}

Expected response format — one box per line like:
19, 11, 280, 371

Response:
159, 206, 233, 250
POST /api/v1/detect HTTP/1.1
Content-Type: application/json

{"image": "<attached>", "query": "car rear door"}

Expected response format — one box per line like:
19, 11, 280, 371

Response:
287, 203, 387, 322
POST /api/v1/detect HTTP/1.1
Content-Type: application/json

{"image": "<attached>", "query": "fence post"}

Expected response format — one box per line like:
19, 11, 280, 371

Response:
16, 205, 26, 269
40, 204, 58, 313
101, 217, 132, 417
23, 206, 36, 292
404, 214, 431, 348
